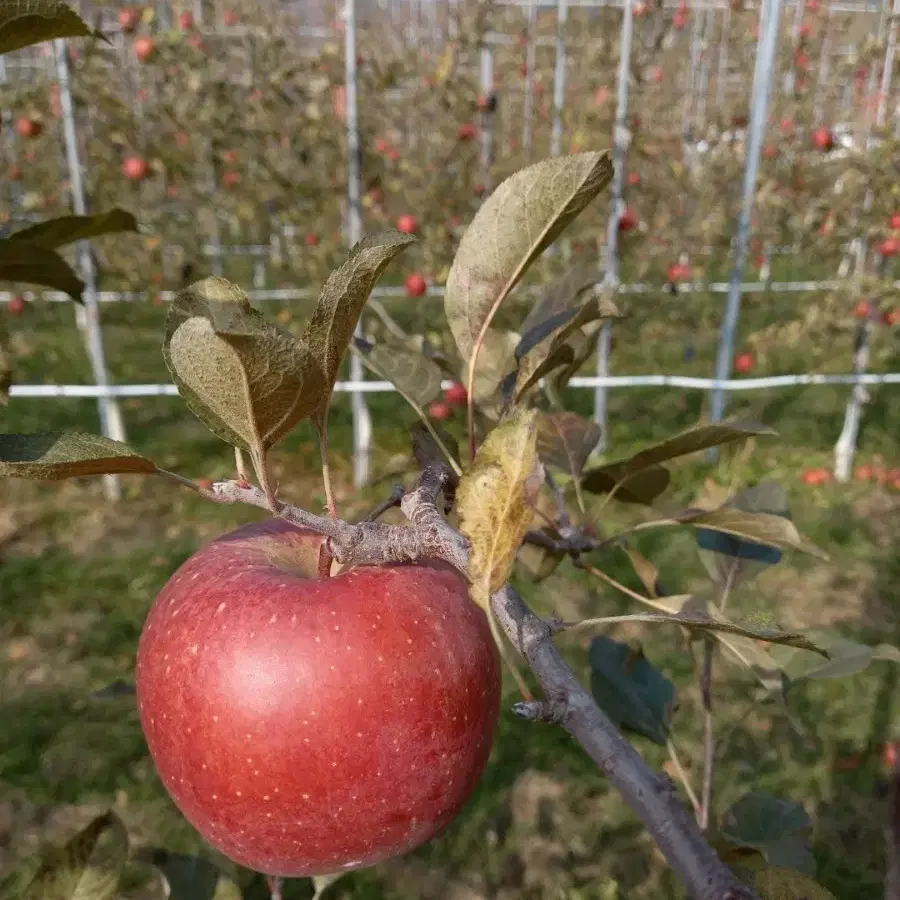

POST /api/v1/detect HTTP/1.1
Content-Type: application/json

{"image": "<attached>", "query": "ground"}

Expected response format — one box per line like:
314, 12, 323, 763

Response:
0, 276, 898, 898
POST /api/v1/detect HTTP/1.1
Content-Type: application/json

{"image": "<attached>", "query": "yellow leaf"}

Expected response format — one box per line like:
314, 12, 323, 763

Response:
434, 43, 456, 85
753, 868, 839, 900
457, 408, 541, 609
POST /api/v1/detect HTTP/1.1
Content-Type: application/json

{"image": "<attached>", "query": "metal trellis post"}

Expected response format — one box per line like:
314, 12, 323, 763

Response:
54, 39, 127, 502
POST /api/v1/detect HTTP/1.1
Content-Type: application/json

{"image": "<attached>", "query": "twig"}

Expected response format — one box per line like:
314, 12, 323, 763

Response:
668, 738, 703, 819
317, 420, 338, 518
267, 875, 283, 900
699, 637, 715, 830
887, 765, 900, 900
491, 586, 758, 900
362, 483, 406, 522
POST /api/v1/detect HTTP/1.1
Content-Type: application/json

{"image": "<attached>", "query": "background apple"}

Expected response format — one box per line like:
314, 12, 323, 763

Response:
16, 117, 42, 139
123, 155, 149, 181
405, 272, 427, 297
7, 296, 26, 315
396, 214, 419, 234
444, 382, 468, 406
134, 37, 156, 62
136, 520, 500, 877
428, 400, 452, 420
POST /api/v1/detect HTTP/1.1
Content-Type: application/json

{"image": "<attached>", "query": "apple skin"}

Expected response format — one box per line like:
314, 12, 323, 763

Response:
136, 520, 501, 877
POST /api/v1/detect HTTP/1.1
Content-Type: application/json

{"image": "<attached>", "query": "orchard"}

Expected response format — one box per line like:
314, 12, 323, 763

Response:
0, 2, 899, 900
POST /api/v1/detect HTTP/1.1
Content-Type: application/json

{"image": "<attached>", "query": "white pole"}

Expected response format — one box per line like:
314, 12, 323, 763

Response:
708, 0, 783, 431
479, 45, 495, 193
833, 0, 900, 481
594, 0, 634, 450
54, 39, 126, 502
344, 0, 371, 488
550, 0, 569, 158
522, 0, 538, 158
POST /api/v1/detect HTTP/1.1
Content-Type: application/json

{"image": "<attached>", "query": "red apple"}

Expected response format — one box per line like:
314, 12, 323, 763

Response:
812, 127, 834, 151
476, 94, 491, 112
734, 351, 755, 374
457, 123, 477, 141
223, 9, 239, 26
626, 172, 641, 186
762, 143, 778, 159
304, 233, 319, 247
118, 7, 140, 32
444, 382, 468, 406
854, 299, 872, 319
7, 164, 22, 181
396, 214, 418, 235
618, 206, 638, 232
667, 262, 692, 283
188, 34, 204, 50
890, 213, 900, 230
222, 169, 240, 188
428, 400, 452, 420
405, 273, 427, 297
855, 464, 873, 481
879, 236, 900, 257
884, 742, 900, 769
179, 10, 194, 29
375, 137, 391, 154
223, 149, 239, 165
7, 296, 26, 315
123, 155, 149, 181
134, 36, 156, 62
883, 309, 899, 326
136, 520, 499, 877
16, 117, 41, 139
801, 467, 829, 486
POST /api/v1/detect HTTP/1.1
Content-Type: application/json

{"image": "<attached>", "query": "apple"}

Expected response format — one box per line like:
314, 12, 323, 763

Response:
855, 464, 873, 481
304, 233, 319, 247
799, 23, 811, 38
396, 214, 418, 235
475, 93, 493, 113
854, 299, 872, 319
457, 123, 476, 141
801, 467, 830, 486
883, 309, 899, 326
648, 66, 663, 84
879, 236, 900, 257
405, 273, 427, 297
223, 149, 239, 165
762, 143, 777, 160
375, 137, 390, 154
627, 172, 641, 186
136, 520, 499, 877
119, 8, 140, 32
666, 262, 692, 283
224, 9, 239, 26
188, 34, 204, 50
123, 155, 149, 181
618, 206, 638, 232
428, 400, 452, 420
222, 169, 240, 188
890, 213, 900, 230
7, 296, 26, 315
179, 10, 194, 29
794, 50, 810, 71
7, 164, 22, 181
16, 117, 41, 139
175, 132, 190, 149
884, 742, 900, 769
734, 351, 755, 374
444, 382, 468, 406
134, 36, 156, 62
812, 127, 834, 151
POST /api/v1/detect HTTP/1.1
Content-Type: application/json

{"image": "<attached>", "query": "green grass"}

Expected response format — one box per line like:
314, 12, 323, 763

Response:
1, 274, 898, 899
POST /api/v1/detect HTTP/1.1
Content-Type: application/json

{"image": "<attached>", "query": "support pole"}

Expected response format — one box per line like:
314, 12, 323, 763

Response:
594, 0, 634, 450
344, 0, 371, 488
55, 39, 126, 501
522, 0, 538, 159
480, 44, 495, 193
708, 0, 783, 435
550, 0, 569, 159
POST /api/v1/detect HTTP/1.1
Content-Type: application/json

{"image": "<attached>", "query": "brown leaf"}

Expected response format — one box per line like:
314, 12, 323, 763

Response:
0, 433, 157, 480
536, 412, 601, 480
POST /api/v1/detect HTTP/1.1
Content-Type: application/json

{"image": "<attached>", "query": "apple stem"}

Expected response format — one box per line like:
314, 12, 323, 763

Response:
317, 421, 339, 518
234, 447, 251, 482
252, 449, 279, 512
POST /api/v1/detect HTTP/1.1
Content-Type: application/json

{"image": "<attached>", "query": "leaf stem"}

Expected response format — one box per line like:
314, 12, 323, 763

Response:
699, 637, 715, 831
317, 420, 338, 518
667, 738, 702, 819
580, 563, 678, 613
418, 408, 463, 476
234, 447, 251, 482
252, 448, 278, 512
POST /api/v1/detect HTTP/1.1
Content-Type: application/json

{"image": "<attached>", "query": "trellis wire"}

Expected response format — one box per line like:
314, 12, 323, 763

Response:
54, 38, 126, 501
707, 0, 783, 446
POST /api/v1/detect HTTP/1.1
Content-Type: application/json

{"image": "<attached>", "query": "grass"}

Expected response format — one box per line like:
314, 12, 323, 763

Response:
0, 270, 898, 899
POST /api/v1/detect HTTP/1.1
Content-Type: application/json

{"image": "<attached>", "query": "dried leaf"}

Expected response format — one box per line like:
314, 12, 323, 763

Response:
7, 210, 138, 249
134, 848, 242, 900
872, 643, 900, 664
0, 432, 157, 479
0, 239, 84, 300
164, 277, 322, 454
19, 811, 128, 900
0, 0, 106, 55
621, 544, 665, 597
457, 408, 540, 608
305, 231, 414, 426
412, 420, 459, 472
768, 630, 874, 682
353, 337, 443, 409
589, 636, 675, 745
537, 411, 601, 479
444, 152, 613, 366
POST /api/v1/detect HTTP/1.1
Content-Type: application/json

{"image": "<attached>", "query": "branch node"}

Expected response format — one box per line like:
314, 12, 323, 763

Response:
512, 700, 568, 723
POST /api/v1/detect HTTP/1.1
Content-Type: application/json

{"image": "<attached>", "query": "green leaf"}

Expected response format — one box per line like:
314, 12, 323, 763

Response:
697, 481, 789, 585
0, 432, 157, 479
134, 848, 242, 900
19, 810, 128, 900
720, 792, 815, 875
0, 0, 106, 55
551, 324, 603, 394
589, 635, 675, 745
353, 337, 443, 409
536, 411, 601, 480
7, 210, 139, 250
457, 407, 541, 610
444, 151, 613, 366
305, 230, 414, 426
678, 507, 827, 560
752, 867, 839, 900
513, 272, 619, 400
872, 643, 900, 664
163, 277, 323, 455
582, 462, 671, 505
714, 630, 783, 693
768, 630, 874, 682
0, 239, 84, 300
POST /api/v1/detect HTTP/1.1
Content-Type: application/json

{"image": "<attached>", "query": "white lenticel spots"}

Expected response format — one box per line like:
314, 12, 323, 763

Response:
213, 715, 218, 722
303, 793, 309, 800
217, 603, 226, 614
212, 794, 218, 800
190, 645, 198, 654
264, 795, 270, 800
